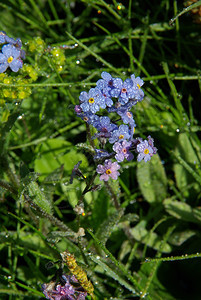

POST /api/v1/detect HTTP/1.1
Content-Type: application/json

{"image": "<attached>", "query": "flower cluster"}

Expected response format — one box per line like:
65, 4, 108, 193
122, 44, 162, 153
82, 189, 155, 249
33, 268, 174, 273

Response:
75, 72, 157, 181
0, 31, 25, 73
42, 274, 87, 300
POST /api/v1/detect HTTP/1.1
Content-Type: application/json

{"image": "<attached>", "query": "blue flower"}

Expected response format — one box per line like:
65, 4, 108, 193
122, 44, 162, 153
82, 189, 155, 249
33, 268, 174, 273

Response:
109, 124, 131, 144
96, 71, 115, 90
93, 148, 112, 161
79, 87, 106, 114
131, 74, 144, 101
79, 111, 100, 125
113, 140, 134, 162
0, 31, 16, 45
101, 86, 113, 107
147, 135, 157, 154
136, 140, 153, 162
110, 78, 136, 105
0, 44, 23, 73
96, 159, 120, 181
116, 106, 136, 127
93, 116, 118, 138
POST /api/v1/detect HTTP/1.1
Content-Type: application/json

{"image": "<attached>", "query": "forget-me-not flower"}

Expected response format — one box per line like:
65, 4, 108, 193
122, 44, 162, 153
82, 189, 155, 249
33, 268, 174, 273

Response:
109, 124, 130, 144
113, 140, 134, 162
136, 140, 154, 162
110, 78, 136, 105
131, 74, 144, 101
79, 87, 106, 114
93, 116, 118, 138
96, 159, 120, 181
0, 44, 23, 73
96, 71, 115, 90
0, 31, 16, 45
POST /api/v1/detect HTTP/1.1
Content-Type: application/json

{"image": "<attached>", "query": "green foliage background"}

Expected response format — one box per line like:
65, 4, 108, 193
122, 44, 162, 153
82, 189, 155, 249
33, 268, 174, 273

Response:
0, 0, 201, 299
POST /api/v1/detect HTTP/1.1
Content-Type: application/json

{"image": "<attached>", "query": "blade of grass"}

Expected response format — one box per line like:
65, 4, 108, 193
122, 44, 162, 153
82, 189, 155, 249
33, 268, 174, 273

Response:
169, 0, 201, 25
15, 281, 45, 297
173, 153, 201, 185
87, 229, 151, 298
66, 31, 122, 76
90, 254, 138, 295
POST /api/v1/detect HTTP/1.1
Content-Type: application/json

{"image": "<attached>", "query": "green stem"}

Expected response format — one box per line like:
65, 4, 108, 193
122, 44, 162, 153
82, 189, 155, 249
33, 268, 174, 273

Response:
104, 181, 120, 209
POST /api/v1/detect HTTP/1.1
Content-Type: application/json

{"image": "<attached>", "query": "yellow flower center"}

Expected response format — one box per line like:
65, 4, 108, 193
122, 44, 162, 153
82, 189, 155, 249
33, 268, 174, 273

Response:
137, 84, 141, 89
7, 56, 14, 64
106, 169, 111, 175
89, 97, 95, 104
144, 148, 149, 155
119, 134, 124, 139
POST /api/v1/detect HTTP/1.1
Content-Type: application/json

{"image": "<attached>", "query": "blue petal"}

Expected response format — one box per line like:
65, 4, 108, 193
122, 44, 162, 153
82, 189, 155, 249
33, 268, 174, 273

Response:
80, 102, 90, 112
101, 71, 112, 81
0, 53, 6, 63
79, 91, 88, 102
0, 63, 8, 73
11, 47, 20, 59
2, 44, 13, 57
10, 59, 22, 72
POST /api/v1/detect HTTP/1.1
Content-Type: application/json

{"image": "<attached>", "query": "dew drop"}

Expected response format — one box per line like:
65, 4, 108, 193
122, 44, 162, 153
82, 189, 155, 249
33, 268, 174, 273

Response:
176, 128, 180, 132
144, 258, 151, 262
169, 18, 175, 26
96, 256, 100, 260
76, 60, 80, 64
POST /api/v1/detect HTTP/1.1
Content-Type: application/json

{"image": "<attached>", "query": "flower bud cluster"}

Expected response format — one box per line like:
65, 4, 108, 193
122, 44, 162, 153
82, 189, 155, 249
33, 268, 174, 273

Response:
50, 47, 66, 72
75, 72, 157, 181
28, 36, 46, 53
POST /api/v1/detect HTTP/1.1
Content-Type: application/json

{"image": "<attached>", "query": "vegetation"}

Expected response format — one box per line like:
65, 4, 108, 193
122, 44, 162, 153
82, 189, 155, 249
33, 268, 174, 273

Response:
0, 1, 201, 299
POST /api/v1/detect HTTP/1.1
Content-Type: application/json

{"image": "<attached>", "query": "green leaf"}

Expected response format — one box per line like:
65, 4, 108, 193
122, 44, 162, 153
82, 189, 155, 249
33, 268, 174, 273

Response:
164, 198, 201, 225
34, 138, 88, 180
95, 208, 124, 245
27, 181, 53, 215
131, 220, 172, 253
90, 254, 137, 295
0, 109, 20, 154
174, 133, 201, 197
92, 189, 110, 231
136, 154, 167, 203
168, 230, 196, 246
